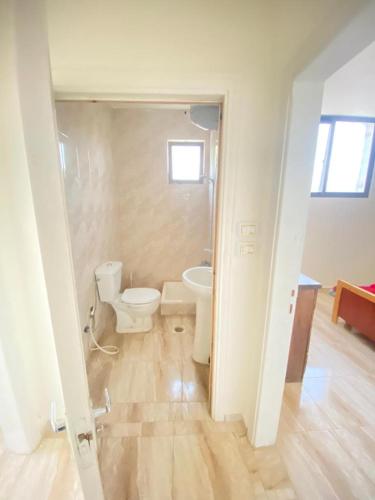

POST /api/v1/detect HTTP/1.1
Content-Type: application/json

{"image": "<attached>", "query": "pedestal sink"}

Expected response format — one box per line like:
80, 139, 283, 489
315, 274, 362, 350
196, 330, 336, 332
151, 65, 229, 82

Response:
182, 266, 213, 364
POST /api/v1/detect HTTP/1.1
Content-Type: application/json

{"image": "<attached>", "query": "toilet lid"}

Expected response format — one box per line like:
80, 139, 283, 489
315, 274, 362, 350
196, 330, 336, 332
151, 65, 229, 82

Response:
121, 288, 161, 305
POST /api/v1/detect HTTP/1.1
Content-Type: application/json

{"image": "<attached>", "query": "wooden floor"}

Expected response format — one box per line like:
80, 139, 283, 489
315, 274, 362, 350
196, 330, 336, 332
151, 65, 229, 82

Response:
1, 292, 374, 499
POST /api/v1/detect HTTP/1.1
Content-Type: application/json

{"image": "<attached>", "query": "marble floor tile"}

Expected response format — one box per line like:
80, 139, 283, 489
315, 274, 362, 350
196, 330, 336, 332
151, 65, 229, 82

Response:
120, 402, 171, 422
202, 420, 247, 437
100, 437, 140, 500
172, 435, 215, 500
174, 421, 205, 436
107, 360, 183, 404
181, 332, 195, 360
154, 360, 183, 402
108, 361, 157, 402
182, 360, 209, 402
170, 402, 210, 421
101, 422, 142, 438
87, 358, 116, 406
121, 332, 155, 362
137, 436, 173, 500
89, 313, 208, 406
153, 331, 183, 361
141, 421, 175, 437
252, 446, 296, 498
238, 436, 296, 499
198, 432, 256, 499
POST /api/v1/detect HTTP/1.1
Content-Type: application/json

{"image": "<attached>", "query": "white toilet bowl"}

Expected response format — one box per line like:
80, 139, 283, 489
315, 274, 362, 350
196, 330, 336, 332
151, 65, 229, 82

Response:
112, 287, 161, 333
95, 262, 161, 334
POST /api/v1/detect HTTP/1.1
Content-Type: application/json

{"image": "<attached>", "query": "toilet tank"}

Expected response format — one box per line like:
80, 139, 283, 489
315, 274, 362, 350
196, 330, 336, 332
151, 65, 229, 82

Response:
95, 261, 122, 302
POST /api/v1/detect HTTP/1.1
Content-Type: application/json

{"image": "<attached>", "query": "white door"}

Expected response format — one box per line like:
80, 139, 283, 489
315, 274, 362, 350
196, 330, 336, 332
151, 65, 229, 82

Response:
2, 1, 104, 497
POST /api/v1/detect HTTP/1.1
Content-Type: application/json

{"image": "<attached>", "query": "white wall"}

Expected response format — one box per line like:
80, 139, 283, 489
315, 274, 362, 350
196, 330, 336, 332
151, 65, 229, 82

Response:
322, 41, 375, 116
302, 42, 375, 286
45, 0, 367, 441
0, 0, 63, 453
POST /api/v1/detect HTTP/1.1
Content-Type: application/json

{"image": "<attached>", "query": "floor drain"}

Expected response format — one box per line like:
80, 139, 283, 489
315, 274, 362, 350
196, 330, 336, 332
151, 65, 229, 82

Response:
174, 326, 185, 333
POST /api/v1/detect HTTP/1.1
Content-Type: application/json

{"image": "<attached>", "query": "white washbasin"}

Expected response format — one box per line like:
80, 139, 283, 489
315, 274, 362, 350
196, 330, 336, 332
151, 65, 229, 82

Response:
182, 266, 213, 299
182, 266, 213, 364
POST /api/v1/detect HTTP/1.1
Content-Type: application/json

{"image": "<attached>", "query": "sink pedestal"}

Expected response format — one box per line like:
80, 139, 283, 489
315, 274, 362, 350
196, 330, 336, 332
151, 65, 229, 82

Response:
193, 296, 212, 364
182, 266, 213, 366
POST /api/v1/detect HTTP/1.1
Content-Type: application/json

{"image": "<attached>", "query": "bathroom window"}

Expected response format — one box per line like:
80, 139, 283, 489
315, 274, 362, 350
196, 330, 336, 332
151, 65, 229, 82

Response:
311, 116, 375, 197
168, 141, 204, 183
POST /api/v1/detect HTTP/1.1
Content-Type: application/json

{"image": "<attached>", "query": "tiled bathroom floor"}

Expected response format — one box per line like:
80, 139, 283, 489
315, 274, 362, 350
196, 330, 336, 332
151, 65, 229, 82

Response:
87, 315, 209, 407
87, 314, 296, 499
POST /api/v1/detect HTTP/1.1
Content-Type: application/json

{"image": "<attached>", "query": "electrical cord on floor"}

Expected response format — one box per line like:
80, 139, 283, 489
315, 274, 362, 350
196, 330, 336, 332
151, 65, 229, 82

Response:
85, 278, 119, 356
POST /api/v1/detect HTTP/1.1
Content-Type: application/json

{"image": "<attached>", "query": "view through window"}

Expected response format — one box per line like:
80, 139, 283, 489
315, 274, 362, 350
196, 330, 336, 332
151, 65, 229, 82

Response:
168, 141, 204, 183
311, 116, 375, 197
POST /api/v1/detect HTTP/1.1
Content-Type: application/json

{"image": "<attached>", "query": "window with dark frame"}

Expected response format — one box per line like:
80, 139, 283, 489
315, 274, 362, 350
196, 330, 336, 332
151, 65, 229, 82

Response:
168, 141, 204, 183
311, 115, 375, 197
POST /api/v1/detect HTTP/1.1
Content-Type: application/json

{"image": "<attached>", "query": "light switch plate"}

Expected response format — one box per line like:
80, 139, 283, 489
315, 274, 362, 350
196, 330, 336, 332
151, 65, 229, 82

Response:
238, 222, 256, 240
239, 242, 255, 256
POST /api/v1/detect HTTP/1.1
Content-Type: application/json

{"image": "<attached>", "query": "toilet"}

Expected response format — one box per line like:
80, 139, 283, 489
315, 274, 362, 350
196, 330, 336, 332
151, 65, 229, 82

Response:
95, 261, 160, 333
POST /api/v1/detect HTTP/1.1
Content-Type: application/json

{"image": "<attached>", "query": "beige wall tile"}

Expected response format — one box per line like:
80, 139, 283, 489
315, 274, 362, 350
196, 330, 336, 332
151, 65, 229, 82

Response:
112, 108, 211, 290
55, 102, 118, 357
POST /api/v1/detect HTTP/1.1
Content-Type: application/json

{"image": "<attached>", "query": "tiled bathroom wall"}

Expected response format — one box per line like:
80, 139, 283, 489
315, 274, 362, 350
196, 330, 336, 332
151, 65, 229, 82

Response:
111, 108, 211, 289
56, 103, 211, 353
55, 102, 118, 356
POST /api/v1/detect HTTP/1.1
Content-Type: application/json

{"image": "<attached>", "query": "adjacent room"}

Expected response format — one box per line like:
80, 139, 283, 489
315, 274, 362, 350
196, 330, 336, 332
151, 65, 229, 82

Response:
279, 41, 375, 498
55, 101, 254, 497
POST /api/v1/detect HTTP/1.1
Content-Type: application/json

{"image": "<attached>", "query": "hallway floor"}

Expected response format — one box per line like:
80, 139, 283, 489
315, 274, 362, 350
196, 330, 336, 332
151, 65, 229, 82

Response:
2, 293, 374, 499
89, 314, 295, 499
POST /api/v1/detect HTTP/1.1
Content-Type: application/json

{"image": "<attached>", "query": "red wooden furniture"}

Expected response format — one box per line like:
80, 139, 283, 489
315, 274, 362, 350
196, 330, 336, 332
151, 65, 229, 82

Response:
332, 280, 375, 342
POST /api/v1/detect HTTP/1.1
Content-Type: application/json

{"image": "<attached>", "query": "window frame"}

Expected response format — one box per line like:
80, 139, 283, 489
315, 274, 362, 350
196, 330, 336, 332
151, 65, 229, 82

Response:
168, 140, 205, 184
311, 115, 375, 198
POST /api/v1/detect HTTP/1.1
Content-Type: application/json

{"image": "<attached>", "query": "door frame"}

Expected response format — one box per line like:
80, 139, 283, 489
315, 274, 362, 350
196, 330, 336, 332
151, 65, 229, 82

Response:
252, 2, 375, 447
54, 94, 228, 419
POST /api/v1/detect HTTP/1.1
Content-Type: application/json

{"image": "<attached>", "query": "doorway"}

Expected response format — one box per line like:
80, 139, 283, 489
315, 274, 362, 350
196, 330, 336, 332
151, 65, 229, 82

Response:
54, 98, 224, 488
253, 6, 375, 448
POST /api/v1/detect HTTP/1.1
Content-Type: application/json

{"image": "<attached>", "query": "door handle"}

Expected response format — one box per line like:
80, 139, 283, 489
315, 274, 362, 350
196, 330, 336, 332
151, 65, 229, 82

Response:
50, 401, 66, 433
92, 387, 111, 419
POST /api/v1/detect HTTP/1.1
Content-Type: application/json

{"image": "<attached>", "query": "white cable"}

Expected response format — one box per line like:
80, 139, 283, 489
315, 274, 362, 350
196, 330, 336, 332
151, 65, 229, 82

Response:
88, 277, 119, 356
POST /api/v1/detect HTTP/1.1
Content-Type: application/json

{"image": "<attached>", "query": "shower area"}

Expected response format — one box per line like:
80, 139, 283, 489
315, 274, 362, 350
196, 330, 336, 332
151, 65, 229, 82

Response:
55, 100, 222, 497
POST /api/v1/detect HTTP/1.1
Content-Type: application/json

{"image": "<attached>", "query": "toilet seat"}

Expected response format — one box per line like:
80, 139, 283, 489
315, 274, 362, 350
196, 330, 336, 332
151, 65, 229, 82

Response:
121, 288, 160, 305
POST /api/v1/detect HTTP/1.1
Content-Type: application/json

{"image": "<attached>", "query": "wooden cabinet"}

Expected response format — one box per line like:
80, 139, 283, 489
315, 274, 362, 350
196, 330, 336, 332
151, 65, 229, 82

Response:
286, 274, 321, 383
